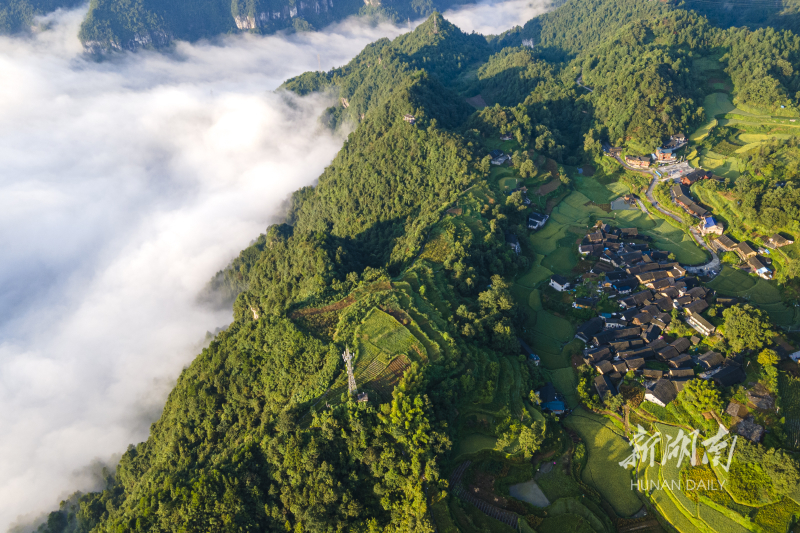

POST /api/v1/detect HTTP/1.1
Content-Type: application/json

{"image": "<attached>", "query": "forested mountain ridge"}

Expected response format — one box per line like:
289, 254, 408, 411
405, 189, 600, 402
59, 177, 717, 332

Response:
30, 1, 800, 532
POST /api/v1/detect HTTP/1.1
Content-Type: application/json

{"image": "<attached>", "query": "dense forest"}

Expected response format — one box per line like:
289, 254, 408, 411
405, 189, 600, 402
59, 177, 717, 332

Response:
0, 0, 82, 33
28, 0, 800, 531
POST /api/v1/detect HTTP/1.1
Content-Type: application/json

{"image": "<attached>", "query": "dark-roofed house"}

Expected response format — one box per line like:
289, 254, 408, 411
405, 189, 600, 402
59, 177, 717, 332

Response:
698, 351, 724, 371
605, 318, 628, 328
550, 275, 571, 292
595, 375, 618, 397
537, 383, 566, 414
575, 317, 605, 343
670, 337, 692, 353
528, 212, 549, 230
670, 368, 694, 378
626, 358, 646, 370
643, 369, 663, 380
711, 362, 746, 388
612, 278, 640, 294
747, 256, 773, 279
596, 360, 614, 374
669, 354, 692, 368
613, 361, 629, 374
767, 233, 794, 248
726, 400, 749, 421
736, 417, 765, 443
714, 234, 737, 252
641, 324, 662, 343
648, 338, 668, 351
584, 346, 612, 364
735, 242, 757, 260
672, 378, 691, 392
620, 290, 653, 309
687, 314, 716, 336
645, 379, 678, 407
506, 233, 521, 254
657, 346, 680, 361
573, 297, 598, 309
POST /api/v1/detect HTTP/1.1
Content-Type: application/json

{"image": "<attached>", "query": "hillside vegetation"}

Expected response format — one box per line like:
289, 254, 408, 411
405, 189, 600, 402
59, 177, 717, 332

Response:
29, 1, 800, 532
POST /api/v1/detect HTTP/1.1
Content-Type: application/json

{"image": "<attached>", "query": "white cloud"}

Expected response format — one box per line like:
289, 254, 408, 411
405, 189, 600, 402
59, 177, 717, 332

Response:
443, 0, 552, 35
0, 0, 553, 529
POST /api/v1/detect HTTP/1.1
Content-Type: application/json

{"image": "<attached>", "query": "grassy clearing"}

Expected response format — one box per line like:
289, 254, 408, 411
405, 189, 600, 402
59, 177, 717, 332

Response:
705, 92, 737, 118
454, 433, 498, 458
563, 408, 642, 516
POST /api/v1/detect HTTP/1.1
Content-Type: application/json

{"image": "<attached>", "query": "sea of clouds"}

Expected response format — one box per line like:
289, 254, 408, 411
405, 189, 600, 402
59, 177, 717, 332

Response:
0, 0, 550, 529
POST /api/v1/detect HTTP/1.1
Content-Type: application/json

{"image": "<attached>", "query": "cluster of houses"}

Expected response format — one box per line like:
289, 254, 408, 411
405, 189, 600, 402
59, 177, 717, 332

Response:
712, 234, 775, 279
569, 222, 747, 412
617, 134, 689, 168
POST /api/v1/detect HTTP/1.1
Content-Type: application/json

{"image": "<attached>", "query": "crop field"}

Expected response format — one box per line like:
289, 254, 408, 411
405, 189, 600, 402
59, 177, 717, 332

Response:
707, 266, 800, 326
370, 354, 411, 396
535, 459, 582, 501
545, 498, 607, 533
564, 409, 642, 516
697, 504, 750, 533
551, 368, 579, 408
779, 373, 800, 450
654, 424, 698, 517
705, 93, 737, 118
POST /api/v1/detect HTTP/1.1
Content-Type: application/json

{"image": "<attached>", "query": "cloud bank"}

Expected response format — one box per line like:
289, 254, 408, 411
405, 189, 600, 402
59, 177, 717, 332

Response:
0, 1, 550, 529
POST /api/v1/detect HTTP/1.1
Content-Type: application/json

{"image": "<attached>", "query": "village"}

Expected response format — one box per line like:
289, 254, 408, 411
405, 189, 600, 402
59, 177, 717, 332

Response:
529, 219, 779, 444
606, 135, 795, 282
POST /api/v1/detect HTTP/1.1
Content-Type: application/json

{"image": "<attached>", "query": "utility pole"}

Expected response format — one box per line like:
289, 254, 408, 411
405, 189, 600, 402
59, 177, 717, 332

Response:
342, 347, 357, 395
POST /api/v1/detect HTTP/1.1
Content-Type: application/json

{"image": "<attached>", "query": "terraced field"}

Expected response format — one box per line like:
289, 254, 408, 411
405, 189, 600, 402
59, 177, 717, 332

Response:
707, 266, 800, 326
564, 409, 642, 516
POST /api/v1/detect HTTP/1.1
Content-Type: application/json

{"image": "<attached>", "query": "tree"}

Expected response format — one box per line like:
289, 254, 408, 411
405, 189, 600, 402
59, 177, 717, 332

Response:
558, 168, 572, 188
758, 348, 779, 391
519, 421, 546, 459
604, 391, 624, 412
722, 304, 773, 352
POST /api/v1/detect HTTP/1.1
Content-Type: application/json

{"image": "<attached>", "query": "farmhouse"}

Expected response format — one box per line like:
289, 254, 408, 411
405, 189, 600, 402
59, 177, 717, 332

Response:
687, 313, 715, 336
550, 275, 571, 292
711, 361, 745, 388
645, 379, 678, 407
500, 133, 513, 141
713, 234, 737, 252
528, 212, 549, 230
625, 154, 651, 168
767, 233, 794, 248
656, 147, 675, 162
575, 317, 605, 343
697, 351, 724, 371
698, 216, 724, 236
747, 256, 773, 279
734, 242, 757, 260
573, 297, 597, 309
594, 375, 618, 398
537, 383, 566, 414
403, 114, 416, 124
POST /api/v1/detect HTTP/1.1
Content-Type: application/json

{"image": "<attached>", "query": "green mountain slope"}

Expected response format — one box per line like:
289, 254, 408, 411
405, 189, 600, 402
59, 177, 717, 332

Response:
29, 1, 800, 531
0, 0, 83, 33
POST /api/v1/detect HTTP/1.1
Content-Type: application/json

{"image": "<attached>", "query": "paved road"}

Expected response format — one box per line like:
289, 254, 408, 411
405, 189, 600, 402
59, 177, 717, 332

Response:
612, 155, 720, 276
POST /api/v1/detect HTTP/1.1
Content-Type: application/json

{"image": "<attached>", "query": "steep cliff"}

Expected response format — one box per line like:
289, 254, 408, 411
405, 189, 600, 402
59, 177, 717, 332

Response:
77, 0, 460, 52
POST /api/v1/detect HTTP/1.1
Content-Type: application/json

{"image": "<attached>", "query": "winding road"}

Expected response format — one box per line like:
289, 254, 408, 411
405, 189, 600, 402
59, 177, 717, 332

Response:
612, 154, 720, 276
